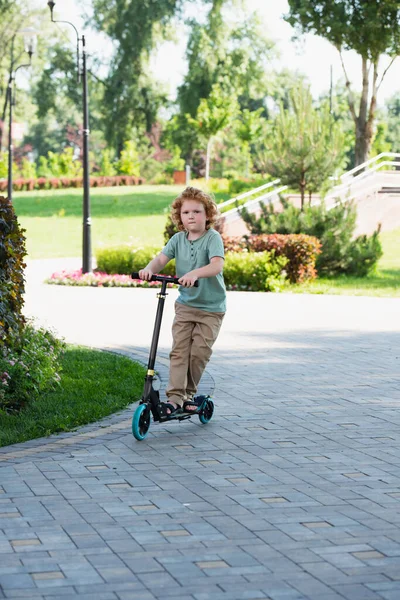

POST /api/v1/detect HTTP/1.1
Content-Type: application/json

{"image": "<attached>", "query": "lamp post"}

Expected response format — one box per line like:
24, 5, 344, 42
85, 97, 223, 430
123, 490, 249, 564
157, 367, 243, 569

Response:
47, 1, 92, 273
7, 29, 37, 202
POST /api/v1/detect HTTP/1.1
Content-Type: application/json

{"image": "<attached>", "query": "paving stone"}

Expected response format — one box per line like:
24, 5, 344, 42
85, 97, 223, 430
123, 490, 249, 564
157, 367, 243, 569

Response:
1, 264, 400, 599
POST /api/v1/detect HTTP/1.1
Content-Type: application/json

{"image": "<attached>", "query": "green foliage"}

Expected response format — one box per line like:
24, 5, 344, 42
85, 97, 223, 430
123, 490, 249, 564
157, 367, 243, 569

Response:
118, 141, 141, 177
0, 324, 65, 413
96, 245, 175, 277
98, 148, 117, 176
263, 84, 346, 206
19, 158, 36, 180
189, 80, 239, 179
223, 251, 287, 292
163, 214, 179, 244
0, 196, 27, 347
234, 108, 265, 176
344, 229, 383, 276
179, 9, 274, 119
285, 0, 400, 165
285, 0, 400, 61
37, 156, 52, 178
37, 148, 83, 179
240, 196, 382, 277
0, 153, 7, 179
90, 0, 176, 150
96, 243, 287, 292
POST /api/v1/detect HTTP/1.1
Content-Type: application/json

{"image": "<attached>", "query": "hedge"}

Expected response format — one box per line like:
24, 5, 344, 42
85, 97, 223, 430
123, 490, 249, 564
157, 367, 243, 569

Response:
0, 174, 145, 193
0, 196, 27, 346
97, 235, 320, 285
96, 244, 288, 292
222, 233, 321, 283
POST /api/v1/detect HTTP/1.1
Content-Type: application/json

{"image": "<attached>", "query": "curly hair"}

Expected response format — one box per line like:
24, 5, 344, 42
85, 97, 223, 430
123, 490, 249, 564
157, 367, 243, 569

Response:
170, 186, 220, 231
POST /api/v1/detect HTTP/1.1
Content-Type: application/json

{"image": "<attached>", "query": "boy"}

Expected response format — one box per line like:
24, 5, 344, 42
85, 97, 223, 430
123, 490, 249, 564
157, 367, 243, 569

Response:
139, 186, 226, 415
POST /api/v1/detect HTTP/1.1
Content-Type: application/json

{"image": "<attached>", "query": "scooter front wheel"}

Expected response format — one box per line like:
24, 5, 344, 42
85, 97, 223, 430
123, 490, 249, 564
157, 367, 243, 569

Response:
199, 398, 214, 424
132, 404, 151, 440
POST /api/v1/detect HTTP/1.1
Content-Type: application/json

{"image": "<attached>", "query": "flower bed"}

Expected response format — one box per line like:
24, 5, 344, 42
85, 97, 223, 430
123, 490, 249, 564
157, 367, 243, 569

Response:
45, 269, 175, 288
0, 174, 145, 192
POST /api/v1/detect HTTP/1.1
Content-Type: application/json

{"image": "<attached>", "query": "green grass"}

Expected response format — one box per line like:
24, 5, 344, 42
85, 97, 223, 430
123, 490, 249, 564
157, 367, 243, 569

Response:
0, 347, 145, 448
285, 228, 400, 297
13, 185, 231, 258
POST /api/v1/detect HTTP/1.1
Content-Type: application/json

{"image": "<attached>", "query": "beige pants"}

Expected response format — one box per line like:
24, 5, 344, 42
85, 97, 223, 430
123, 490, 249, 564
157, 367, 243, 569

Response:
166, 302, 225, 407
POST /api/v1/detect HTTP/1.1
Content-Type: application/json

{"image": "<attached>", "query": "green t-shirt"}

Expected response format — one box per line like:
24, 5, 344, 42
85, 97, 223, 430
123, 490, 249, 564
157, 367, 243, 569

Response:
162, 228, 226, 313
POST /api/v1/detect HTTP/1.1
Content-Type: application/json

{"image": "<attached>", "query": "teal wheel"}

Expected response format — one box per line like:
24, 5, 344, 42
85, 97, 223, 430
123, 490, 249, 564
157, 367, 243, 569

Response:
199, 398, 214, 424
132, 404, 151, 440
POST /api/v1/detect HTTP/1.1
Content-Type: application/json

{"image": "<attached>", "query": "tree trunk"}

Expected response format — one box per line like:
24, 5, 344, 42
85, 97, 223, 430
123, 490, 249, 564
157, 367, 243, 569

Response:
205, 137, 212, 181
354, 121, 372, 167
343, 56, 379, 168
300, 181, 305, 211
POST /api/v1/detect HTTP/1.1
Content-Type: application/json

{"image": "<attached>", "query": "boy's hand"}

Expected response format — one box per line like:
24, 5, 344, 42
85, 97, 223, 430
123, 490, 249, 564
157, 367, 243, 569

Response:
178, 272, 198, 287
138, 268, 153, 281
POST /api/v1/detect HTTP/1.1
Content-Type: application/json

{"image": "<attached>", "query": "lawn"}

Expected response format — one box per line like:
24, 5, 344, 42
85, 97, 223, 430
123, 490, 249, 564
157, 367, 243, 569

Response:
0, 346, 145, 448
13, 184, 231, 258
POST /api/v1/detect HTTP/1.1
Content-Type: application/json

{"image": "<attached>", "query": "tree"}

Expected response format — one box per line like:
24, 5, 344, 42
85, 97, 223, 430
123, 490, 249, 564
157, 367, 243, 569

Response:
178, 8, 274, 119
234, 108, 265, 177
89, 0, 202, 152
0, 0, 37, 150
285, 0, 400, 166
189, 81, 238, 180
263, 84, 346, 208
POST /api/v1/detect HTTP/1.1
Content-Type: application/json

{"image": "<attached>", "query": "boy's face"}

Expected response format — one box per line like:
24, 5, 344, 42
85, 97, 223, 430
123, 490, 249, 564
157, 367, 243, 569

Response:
180, 199, 207, 234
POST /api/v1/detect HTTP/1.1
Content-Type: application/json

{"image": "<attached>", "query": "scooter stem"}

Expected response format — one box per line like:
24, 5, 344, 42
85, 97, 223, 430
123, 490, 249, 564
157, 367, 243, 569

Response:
143, 279, 168, 399
148, 279, 168, 370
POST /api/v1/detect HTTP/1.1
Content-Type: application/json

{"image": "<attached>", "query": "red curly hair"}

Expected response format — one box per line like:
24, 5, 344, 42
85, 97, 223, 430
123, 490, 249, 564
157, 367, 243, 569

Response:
170, 186, 220, 231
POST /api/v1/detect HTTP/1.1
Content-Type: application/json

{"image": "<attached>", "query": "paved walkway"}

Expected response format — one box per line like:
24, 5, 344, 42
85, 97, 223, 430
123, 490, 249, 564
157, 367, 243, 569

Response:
1, 259, 400, 600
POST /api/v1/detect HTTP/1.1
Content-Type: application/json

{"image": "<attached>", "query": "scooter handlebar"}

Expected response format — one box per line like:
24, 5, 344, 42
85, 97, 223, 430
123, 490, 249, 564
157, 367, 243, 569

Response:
131, 272, 199, 287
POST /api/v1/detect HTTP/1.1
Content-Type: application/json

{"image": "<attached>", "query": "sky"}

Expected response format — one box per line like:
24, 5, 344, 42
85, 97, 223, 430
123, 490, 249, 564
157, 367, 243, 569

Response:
41, 0, 400, 106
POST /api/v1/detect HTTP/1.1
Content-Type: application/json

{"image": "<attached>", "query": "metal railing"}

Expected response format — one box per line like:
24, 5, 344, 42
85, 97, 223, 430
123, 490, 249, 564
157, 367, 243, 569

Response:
340, 152, 400, 181
218, 179, 281, 212
222, 185, 288, 222
218, 152, 400, 226
326, 157, 400, 204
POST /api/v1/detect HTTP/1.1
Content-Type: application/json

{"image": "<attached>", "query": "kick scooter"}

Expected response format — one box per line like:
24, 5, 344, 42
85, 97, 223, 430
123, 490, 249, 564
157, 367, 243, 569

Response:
130, 272, 214, 441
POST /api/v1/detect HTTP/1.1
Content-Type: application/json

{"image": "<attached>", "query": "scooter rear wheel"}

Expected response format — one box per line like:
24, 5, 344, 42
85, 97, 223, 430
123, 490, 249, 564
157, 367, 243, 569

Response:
199, 398, 214, 424
132, 404, 151, 440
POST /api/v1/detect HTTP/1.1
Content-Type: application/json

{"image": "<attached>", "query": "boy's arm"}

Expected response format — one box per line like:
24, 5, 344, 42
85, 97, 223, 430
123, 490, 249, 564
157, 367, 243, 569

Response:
139, 252, 170, 281
179, 256, 224, 287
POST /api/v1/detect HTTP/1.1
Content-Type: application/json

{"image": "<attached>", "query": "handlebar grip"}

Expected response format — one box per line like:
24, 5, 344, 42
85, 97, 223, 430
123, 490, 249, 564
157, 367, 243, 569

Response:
131, 272, 199, 287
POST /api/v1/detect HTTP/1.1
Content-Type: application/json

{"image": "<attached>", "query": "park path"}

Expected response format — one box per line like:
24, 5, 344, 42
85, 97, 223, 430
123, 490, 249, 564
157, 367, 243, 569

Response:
0, 258, 400, 600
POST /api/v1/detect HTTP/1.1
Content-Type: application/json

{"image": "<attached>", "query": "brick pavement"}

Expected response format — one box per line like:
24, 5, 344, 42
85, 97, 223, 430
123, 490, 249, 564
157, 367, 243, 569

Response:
0, 259, 399, 599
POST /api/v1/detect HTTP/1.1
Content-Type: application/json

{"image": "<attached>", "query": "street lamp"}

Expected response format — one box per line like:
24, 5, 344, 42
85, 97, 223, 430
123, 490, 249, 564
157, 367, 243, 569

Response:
7, 28, 37, 202
47, 0, 92, 273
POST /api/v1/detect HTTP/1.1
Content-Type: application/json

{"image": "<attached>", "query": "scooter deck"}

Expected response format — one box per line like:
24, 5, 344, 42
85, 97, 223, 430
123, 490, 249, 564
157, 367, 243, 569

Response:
156, 396, 210, 423
158, 398, 208, 423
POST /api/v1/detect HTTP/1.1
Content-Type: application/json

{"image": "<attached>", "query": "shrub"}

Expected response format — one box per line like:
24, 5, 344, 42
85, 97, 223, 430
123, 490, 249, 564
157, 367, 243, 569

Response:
96, 245, 176, 276
228, 177, 269, 195
240, 197, 382, 277
344, 228, 383, 276
95, 243, 287, 291
189, 178, 230, 194
223, 233, 321, 283
118, 141, 140, 177
164, 213, 179, 244
223, 251, 287, 292
0, 196, 27, 347
0, 324, 65, 412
